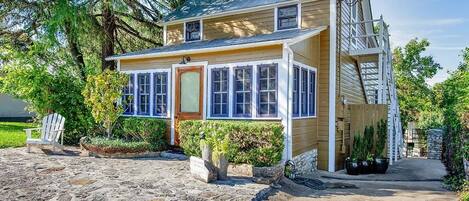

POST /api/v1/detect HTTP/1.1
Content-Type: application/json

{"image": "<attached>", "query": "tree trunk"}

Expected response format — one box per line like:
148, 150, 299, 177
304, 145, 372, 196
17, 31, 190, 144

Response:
64, 21, 87, 80
101, 0, 115, 71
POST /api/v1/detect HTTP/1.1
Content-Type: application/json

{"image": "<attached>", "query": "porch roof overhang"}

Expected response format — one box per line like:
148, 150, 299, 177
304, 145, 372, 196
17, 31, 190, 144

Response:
106, 26, 327, 61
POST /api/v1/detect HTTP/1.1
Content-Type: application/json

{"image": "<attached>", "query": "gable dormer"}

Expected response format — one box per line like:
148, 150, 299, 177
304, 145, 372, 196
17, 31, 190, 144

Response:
162, 0, 330, 46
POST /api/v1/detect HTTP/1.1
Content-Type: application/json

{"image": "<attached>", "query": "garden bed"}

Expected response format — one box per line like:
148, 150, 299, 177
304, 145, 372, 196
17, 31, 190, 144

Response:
80, 137, 161, 158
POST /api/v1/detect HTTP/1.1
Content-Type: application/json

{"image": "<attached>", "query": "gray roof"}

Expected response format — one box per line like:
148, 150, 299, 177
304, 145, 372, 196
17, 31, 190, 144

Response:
163, 0, 292, 22
109, 28, 324, 60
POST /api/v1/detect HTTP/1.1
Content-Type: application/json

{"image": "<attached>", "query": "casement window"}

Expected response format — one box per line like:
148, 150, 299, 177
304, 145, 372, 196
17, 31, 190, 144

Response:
122, 74, 135, 115
185, 20, 201, 42
154, 72, 168, 116
257, 64, 278, 117
122, 70, 170, 118
211, 68, 229, 117
208, 60, 280, 119
233, 66, 252, 117
137, 73, 151, 115
277, 4, 299, 30
309, 70, 316, 116
292, 66, 300, 117
293, 62, 317, 118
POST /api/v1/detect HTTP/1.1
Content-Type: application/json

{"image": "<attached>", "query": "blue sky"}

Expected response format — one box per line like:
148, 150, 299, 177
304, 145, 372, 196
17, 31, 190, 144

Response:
371, 0, 469, 86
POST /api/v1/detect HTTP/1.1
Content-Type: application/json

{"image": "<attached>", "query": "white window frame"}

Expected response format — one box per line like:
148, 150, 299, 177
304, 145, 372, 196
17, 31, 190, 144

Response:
184, 19, 203, 43
274, 3, 301, 32
349, 2, 358, 48
207, 59, 282, 120
120, 69, 171, 119
292, 61, 317, 119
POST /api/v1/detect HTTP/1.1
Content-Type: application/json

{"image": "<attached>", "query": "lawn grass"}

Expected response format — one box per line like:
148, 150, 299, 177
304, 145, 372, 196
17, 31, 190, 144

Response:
0, 122, 39, 149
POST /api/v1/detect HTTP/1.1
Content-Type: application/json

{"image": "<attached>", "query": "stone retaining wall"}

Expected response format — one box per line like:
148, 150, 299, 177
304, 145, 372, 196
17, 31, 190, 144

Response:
292, 149, 317, 176
427, 129, 443, 160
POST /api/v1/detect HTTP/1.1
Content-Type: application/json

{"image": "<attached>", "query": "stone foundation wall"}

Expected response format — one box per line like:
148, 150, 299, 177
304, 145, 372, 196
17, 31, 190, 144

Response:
427, 129, 443, 160
292, 149, 317, 176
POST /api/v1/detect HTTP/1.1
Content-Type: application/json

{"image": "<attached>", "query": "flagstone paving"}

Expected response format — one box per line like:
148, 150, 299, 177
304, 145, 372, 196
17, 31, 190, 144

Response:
0, 147, 270, 201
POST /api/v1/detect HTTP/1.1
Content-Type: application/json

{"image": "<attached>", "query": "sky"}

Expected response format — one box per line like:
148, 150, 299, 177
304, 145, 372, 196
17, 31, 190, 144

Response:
371, 0, 469, 86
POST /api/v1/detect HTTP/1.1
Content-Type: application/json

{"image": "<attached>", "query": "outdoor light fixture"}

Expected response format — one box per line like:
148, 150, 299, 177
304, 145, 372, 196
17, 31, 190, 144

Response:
179, 56, 191, 64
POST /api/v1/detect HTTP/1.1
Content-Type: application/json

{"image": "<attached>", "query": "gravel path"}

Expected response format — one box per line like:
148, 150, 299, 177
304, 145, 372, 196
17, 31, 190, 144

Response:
0, 147, 270, 201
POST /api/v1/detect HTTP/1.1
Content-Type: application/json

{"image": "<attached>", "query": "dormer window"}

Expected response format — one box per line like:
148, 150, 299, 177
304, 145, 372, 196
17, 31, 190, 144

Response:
276, 5, 299, 30
185, 20, 201, 42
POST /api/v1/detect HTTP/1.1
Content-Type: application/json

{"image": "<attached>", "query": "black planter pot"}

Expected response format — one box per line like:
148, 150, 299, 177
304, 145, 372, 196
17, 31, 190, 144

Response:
374, 158, 389, 174
359, 160, 374, 174
345, 158, 360, 175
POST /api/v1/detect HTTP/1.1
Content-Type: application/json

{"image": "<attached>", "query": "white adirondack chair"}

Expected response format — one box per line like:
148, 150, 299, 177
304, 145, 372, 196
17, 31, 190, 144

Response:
25, 113, 66, 153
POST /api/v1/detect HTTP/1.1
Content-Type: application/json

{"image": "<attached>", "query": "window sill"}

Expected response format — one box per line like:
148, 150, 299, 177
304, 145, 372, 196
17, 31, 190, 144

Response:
292, 116, 317, 120
121, 114, 170, 119
207, 117, 282, 121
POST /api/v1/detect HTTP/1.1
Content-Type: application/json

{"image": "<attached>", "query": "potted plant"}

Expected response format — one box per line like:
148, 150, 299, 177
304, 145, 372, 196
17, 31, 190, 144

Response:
374, 119, 389, 174
360, 126, 375, 174
346, 134, 362, 175
208, 131, 230, 180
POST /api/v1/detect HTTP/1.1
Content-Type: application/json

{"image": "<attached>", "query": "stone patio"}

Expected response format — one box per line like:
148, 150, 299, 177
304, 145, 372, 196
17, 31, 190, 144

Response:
0, 147, 271, 201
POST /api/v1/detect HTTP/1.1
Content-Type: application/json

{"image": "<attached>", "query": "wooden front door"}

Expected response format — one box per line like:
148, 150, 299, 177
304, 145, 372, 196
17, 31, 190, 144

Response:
174, 66, 204, 145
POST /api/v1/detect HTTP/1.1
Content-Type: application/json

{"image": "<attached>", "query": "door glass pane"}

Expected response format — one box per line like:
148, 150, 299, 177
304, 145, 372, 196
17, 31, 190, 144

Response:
180, 71, 200, 112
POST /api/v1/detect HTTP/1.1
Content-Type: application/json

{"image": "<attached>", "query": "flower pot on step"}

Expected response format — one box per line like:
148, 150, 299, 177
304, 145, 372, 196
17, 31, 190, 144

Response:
345, 158, 360, 175
374, 157, 389, 174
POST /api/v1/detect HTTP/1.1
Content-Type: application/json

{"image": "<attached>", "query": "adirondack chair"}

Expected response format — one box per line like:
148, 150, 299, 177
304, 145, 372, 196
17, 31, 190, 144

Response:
25, 113, 66, 153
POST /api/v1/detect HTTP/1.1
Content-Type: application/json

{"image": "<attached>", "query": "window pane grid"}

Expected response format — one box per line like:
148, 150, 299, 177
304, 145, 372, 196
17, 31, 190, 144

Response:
277, 5, 298, 30
154, 72, 167, 116
293, 65, 317, 118
211, 68, 229, 117
123, 74, 134, 114
293, 66, 300, 117
258, 64, 277, 117
138, 73, 150, 115
233, 66, 252, 117
309, 70, 316, 116
185, 20, 201, 41
301, 69, 308, 116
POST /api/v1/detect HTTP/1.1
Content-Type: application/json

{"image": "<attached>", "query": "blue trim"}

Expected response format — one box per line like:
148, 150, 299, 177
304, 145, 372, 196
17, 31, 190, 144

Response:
233, 66, 253, 117
137, 73, 151, 116
256, 63, 278, 117
153, 72, 168, 117
277, 4, 299, 30
211, 68, 229, 117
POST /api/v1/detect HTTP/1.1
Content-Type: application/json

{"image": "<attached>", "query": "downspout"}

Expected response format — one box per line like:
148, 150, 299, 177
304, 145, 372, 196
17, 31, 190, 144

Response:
328, 0, 338, 172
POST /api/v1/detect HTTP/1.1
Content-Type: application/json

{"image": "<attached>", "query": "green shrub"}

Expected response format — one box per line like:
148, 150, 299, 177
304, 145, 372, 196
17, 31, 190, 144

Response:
179, 120, 284, 167
86, 137, 150, 153
376, 119, 387, 158
121, 117, 166, 151
459, 181, 469, 201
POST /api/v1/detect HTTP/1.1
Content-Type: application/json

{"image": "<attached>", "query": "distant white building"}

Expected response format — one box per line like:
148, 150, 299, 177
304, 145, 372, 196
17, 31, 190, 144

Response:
0, 94, 32, 119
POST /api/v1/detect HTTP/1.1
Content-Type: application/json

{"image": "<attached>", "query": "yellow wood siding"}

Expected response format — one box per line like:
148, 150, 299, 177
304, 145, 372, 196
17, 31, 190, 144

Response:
166, 24, 184, 45
203, 9, 275, 40
317, 29, 331, 170
301, 0, 330, 28
120, 45, 283, 71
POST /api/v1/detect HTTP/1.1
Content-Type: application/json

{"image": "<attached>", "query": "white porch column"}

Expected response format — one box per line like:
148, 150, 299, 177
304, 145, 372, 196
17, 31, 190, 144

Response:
328, 0, 337, 172
280, 43, 293, 161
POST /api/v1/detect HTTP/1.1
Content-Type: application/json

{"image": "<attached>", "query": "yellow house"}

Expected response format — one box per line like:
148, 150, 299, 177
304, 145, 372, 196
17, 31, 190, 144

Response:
106, 0, 402, 173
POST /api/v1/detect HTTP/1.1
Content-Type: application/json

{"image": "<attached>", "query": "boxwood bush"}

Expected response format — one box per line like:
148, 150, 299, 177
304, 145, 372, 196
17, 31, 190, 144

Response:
85, 137, 150, 153
114, 117, 167, 151
179, 120, 284, 167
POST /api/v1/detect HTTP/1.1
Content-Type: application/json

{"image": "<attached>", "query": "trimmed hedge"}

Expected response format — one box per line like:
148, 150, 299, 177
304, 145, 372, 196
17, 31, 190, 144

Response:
179, 120, 284, 167
114, 117, 166, 151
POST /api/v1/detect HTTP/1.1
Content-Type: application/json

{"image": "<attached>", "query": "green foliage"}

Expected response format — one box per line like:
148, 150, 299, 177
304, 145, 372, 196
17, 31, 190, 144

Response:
363, 126, 374, 156
82, 70, 128, 138
351, 134, 364, 161
459, 181, 469, 201
376, 119, 387, 158
179, 120, 284, 167
120, 117, 167, 151
436, 48, 469, 191
0, 122, 38, 149
393, 38, 442, 130
86, 137, 150, 153
0, 44, 94, 145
